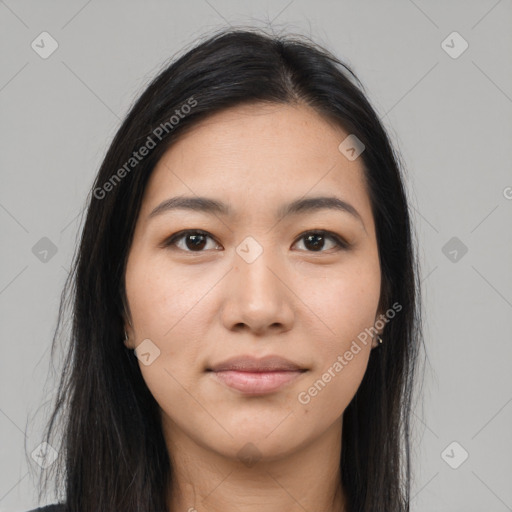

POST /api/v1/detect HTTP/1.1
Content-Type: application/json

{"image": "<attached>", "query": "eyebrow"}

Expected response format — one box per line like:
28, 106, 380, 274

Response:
148, 195, 366, 230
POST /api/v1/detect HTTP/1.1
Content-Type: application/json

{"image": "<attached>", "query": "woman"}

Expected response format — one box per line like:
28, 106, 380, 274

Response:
29, 27, 424, 512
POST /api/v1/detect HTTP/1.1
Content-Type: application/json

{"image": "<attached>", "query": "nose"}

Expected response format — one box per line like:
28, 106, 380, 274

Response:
220, 250, 294, 336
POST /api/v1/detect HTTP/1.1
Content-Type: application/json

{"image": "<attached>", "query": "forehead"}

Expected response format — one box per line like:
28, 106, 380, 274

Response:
140, 103, 372, 227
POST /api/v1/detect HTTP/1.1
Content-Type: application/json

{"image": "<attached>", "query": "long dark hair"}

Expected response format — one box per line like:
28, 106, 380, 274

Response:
34, 26, 424, 512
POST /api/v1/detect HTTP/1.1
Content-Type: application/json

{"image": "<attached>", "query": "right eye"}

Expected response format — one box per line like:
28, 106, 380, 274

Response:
162, 230, 222, 252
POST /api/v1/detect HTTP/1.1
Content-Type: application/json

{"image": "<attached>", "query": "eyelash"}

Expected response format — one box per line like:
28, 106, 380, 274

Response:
162, 229, 349, 254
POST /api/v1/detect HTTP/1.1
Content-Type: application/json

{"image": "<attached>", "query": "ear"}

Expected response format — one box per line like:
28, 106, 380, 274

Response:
122, 327, 129, 349
370, 333, 382, 349
122, 314, 135, 350
370, 308, 386, 349
123, 338, 134, 350
372, 302, 387, 349
120, 291, 135, 349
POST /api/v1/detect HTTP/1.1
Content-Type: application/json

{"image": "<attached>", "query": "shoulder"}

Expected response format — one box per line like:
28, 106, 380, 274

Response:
25, 504, 67, 512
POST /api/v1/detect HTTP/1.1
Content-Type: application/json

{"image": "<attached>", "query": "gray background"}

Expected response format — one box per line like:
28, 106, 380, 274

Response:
1, 1, 511, 511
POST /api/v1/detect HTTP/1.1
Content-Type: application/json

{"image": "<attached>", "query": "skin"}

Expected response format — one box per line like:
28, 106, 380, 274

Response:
123, 102, 384, 512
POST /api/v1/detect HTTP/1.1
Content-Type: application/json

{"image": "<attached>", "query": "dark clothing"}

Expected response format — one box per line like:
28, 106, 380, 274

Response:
26, 505, 67, 512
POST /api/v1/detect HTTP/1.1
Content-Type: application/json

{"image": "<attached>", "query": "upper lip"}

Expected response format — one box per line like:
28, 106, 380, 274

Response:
208, 355, 306, 372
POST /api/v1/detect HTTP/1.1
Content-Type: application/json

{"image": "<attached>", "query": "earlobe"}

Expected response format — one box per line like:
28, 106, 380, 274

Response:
122, 309, 134, 349
371, 334, 383, 349
123, 328, 133, 350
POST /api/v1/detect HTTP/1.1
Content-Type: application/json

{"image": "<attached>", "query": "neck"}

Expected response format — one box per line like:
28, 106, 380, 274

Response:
164, 417, 347, 512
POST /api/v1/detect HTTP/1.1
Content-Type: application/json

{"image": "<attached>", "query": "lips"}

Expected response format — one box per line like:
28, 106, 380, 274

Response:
208, 355, 304, 372
207, 355, 307, 395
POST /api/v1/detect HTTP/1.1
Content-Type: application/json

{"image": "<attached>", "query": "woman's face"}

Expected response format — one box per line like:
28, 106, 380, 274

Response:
124, 102, 383, 462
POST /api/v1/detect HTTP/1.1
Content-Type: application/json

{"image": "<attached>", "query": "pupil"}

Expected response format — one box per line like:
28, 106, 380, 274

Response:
305, 233, 324, 251
187, 234, 206, 250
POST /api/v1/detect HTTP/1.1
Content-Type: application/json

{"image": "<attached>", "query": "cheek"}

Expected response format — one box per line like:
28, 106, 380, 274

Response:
297, 256, 381, 347
125, 251, 212, 340
296, 347, 370, 428
125, 265, 202, 417
292, 257, 380, 413
124, 252, 215, 394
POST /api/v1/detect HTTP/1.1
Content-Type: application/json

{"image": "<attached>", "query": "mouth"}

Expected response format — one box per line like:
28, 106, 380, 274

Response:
206, 355, 308, 395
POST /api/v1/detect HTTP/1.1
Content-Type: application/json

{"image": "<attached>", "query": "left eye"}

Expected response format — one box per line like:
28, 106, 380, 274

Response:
294, 231, 348, 252
162, 230, 348, 253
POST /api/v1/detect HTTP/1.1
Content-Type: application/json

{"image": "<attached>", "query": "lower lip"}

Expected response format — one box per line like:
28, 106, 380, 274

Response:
210, 370, 304, 395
